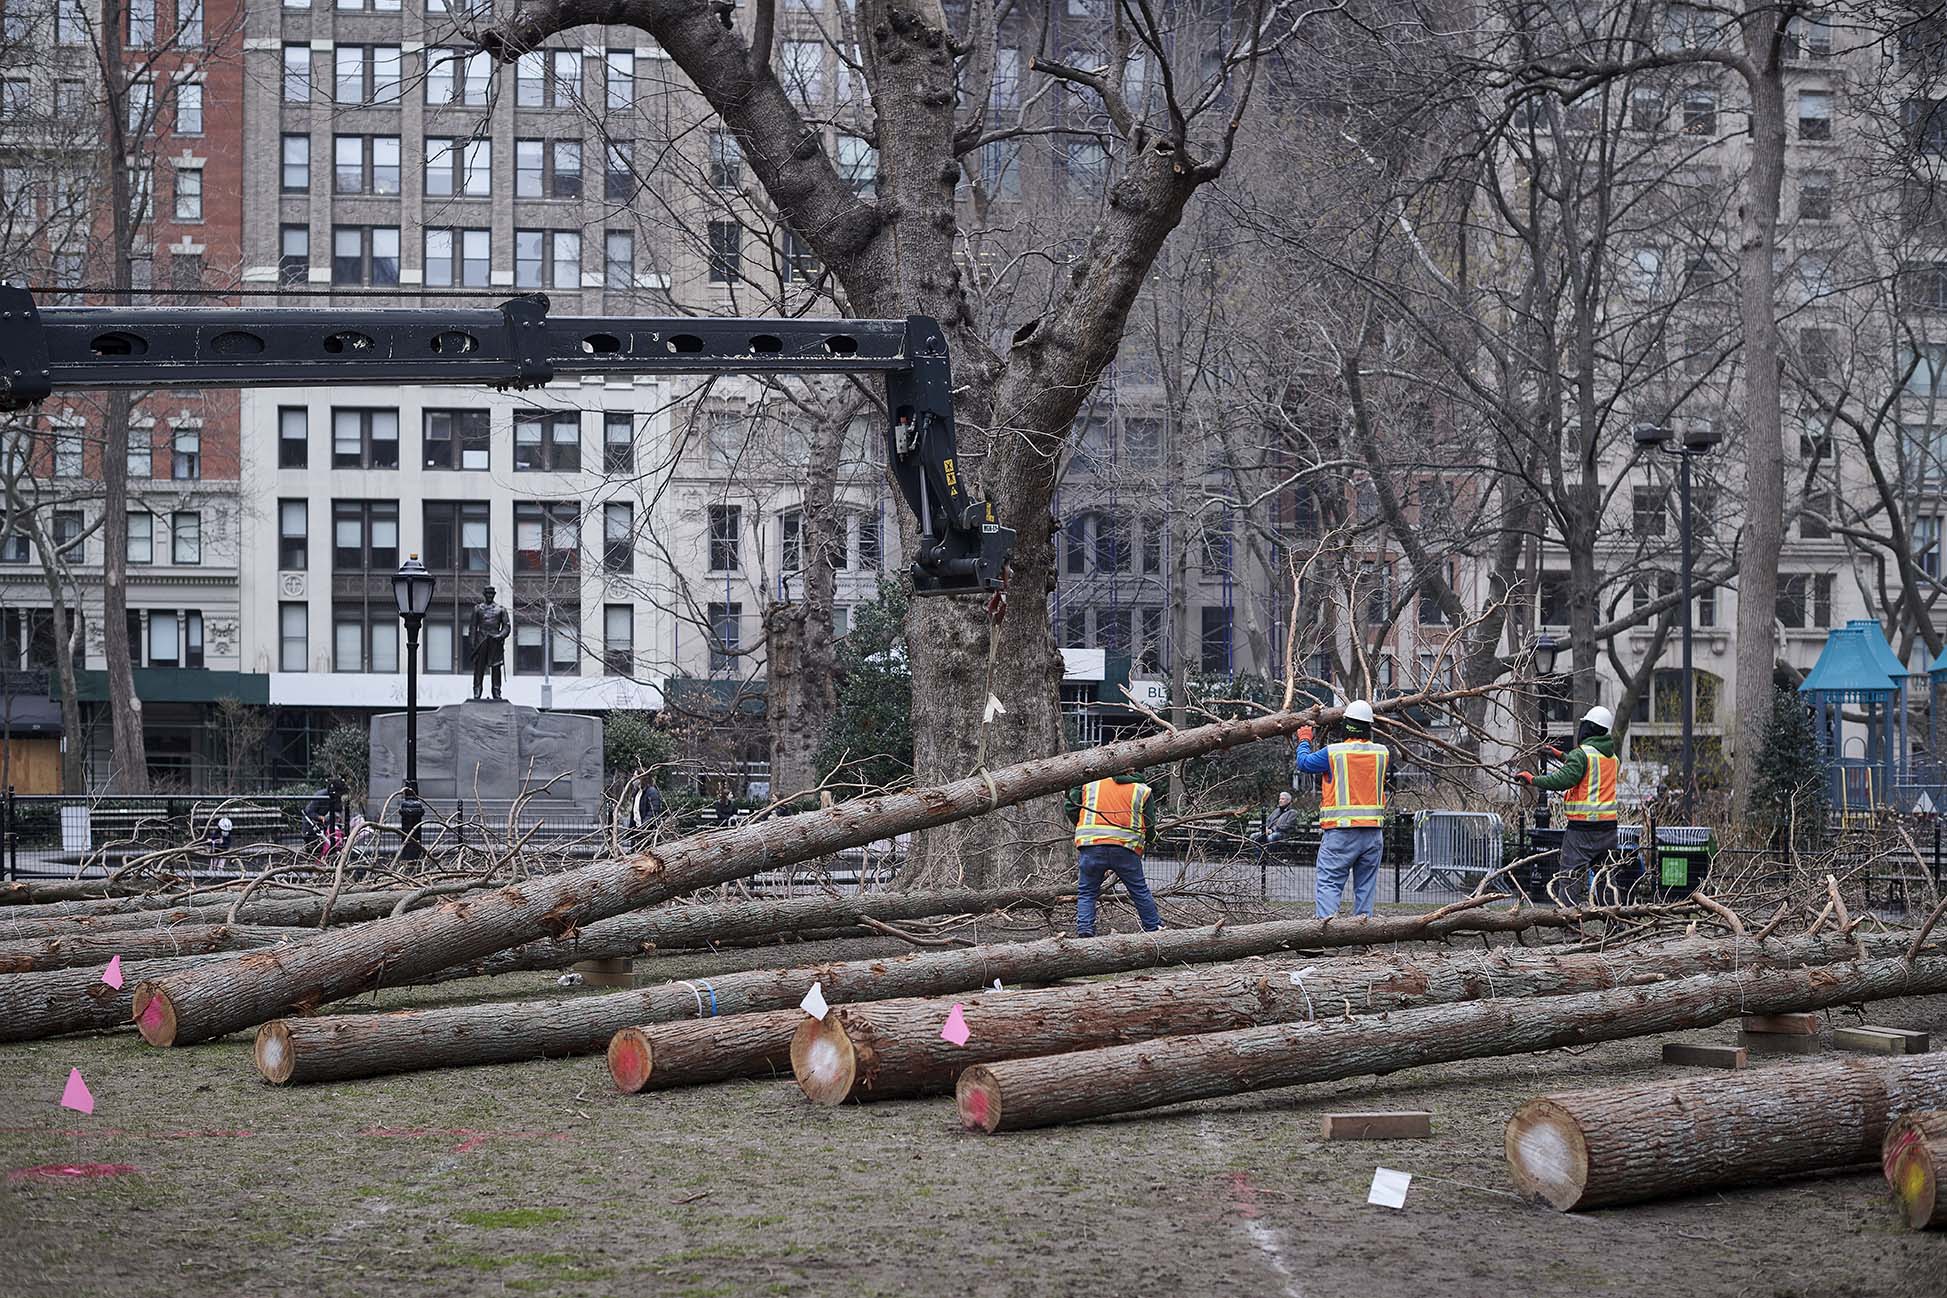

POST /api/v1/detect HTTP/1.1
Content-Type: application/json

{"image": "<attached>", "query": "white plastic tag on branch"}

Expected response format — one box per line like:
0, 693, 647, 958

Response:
983, 694, 1007, 723
992, 979, 1003, 992
1367, 1167, 1411, 1210
1287, 967, 1315, 1020
800, 981, 829, 1020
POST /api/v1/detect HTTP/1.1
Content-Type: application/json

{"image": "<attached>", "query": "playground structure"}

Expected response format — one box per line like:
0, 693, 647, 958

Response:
1799, 619, 1947, 817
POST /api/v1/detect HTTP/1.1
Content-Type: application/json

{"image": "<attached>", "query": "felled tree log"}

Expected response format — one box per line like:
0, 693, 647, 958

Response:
0, 953, 234, 1043
251, 903, 1625, 1084
0, 923, 297, 973
794, 933, 1898, 1105
956, 954, 1947, 1133
1507, 1056, 1947, 1211
137, 693, 1468, 1046
0, 886, 481, 935
609, 1011, 804, 1092
1883, 1111, 1947, 1230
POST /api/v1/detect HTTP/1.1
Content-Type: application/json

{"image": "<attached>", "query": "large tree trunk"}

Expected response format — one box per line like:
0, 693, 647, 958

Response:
955, 954, 1947, 1133
792, 933, 1898, 1105
608, 1010, 802, 1093
0, 952, 227, 1043
763, 390, 850, 797
1883, 1111, 1947, 1231
247, 894, 1600, 1084
1730, 20, 1789, 814
137, 696, 1415, 1046
0, 884, 477, 925
1507, 1056, 1947, 1212
0, 923, 296, 973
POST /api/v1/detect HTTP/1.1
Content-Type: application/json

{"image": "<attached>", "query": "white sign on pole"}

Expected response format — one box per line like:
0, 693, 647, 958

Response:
60, 804, 92, 853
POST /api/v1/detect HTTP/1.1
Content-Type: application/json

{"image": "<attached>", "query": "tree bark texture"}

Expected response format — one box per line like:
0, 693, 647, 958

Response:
0, 883, 466, 918
248, 898, 1605, 1084
955, 954, 1947, 1133
1882, 1111, 1947, 1230
138, 697, 1394, 1046
1730, 17, 1788, 814
0, 953, 230, 1044
608, 1010, 804, 1093
0, 923, 297, 973
793, 934, 1897, 1105
1506, 1056, 1947, 1212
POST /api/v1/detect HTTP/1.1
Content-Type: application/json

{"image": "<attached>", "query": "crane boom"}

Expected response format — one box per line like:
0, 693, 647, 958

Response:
0, 286, 1013, 595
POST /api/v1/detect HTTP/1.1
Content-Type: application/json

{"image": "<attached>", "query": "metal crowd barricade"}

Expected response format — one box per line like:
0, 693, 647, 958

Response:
1404, 810, 1505, 893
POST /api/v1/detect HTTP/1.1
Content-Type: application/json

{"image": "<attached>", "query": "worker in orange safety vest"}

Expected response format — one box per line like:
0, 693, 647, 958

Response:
1064, 772, 1164, 937
1294, 700, 1390, 917
1516, 704, 1621, 898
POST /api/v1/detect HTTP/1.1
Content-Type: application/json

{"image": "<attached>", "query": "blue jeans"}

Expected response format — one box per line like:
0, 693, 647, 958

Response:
1316, 827, 1383, 918
1076, 844, 1162, 936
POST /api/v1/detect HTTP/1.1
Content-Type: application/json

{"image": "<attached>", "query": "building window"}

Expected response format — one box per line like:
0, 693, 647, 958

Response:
1201, 513, 1233, 575
708, 504, 741, 571
514, 137, 582, 198
513, 500, 579, 573
279, 499, 307, 569
1199, 606, 1233, 674
515, 49, 581, 107
426, 49, 491, 105
331, 408, 400, 469
707, 221, 742, 284
512, 607, 581, 676
709, 128, 741, 189
424, 228, 491, 288
142, 611, 203, 668
604, 604, 633, 674
332, 500, 400, 571
279, 602, 307, 671
1776, 572, 1835, 628
127, 512, 153, 563
1799, 88, 1833, 141
279, 226, 309, 286
604, 230, 634, 290
423, 408, 490, 470
603, 140, 632, 202
53, 429, 82, 478
1632, 485, 1667, 537
172, 166, 202, 220
595, 412, 634, 473
333, 135, 401, 195
1799, 170, 1833, 222
1539, 571, 1571, 627
1800, 491, 1832, 539
333, 604, 398, 672
707, 601, 742, 672
171, 425, 200, 479
1140, 513, 1163, 574
282, 45, 312, 101
1917, 517, 1943, 580
1137, 606, 1164, 672
423, 500, 489, 573
425, 137, 490, 197
171, 511, 200, 564
0, 527, 27, 563
514, 228, 580, 288
782, 227, 819, 281
605, 49, 634, 109
335, 45, 403, 105
278, 407, 308, 467
281, 135, 310, 191
331, 226, 400, 286
173, 82, 204, 135
855, 511, 882, 571
128, 431, 151, 480
836, 135, 876, 194
1905, 263, 1947, 311
781, 510, 802, 573
706, 412, 740, 467
604, 501, 633, 572
780, 39, 824, 106
1682, 89, 1716, 136
514, 410, 580, 471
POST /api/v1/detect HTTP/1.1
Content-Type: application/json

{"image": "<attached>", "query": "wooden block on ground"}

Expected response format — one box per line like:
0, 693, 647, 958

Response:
1740, 1012, 1821, 1036
1321, 1111, 1433, 1141
1861, 1026, 1931, 1052
1740, 1030, 1823, 1056
1661, 1042, 1747, 1069
573, 958, 634, 989
1834, 1026, 1927, 1055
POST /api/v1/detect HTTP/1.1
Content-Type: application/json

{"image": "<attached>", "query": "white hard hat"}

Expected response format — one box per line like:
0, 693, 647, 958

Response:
1583, 705, 1615, 731
218, 817, 233, 832
1344, 700, 1375, 724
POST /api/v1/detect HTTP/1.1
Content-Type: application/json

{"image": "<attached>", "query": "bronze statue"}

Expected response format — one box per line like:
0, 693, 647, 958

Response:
467, 586, 511, 700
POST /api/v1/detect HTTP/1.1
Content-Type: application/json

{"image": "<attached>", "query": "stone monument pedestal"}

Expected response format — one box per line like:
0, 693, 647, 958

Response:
368, 699, 605, 823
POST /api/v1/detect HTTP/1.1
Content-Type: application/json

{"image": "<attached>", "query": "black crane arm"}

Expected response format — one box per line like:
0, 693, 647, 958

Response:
0, 286, 1013, 595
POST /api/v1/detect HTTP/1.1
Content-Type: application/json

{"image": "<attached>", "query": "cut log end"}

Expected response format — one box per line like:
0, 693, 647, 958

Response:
957, 1067, 1003, 1133
1883, 1113, 1945, 1230
789, 1013, 859, 1106
1505, 1099, 1590, 1212
130, 983, 178, 1047
255, 1021, 297, 1085
608, 1028, 653, 1094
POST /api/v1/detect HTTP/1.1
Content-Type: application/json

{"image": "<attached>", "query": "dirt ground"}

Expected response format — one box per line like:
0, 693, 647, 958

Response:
2, 925, 1945, 1298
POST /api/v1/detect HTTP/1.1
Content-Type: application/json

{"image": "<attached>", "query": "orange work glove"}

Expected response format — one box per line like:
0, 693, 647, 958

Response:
1297, 726, 1314, 743
1515, 771, 1535, 785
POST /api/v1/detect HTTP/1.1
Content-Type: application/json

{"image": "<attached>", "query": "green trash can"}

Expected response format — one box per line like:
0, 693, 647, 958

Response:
1651, 828, 1714, 898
